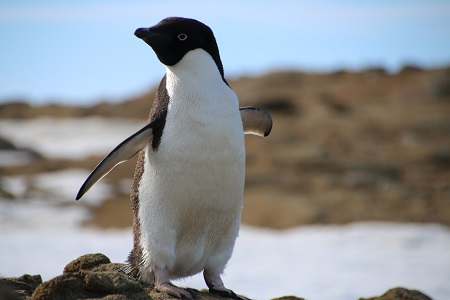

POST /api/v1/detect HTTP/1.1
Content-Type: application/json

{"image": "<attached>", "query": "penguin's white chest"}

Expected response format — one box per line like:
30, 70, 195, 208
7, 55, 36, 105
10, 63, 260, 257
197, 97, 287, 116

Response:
137, 49, 245, 279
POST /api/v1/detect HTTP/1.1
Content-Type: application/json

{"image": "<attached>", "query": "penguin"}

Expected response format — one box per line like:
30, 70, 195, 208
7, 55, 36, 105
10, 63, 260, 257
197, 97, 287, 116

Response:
76, 17, 272, 299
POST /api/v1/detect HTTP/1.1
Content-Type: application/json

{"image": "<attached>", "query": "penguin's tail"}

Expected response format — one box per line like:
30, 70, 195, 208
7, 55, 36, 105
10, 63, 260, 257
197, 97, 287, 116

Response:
118, 263, 140, 279
119, 252, 140, 277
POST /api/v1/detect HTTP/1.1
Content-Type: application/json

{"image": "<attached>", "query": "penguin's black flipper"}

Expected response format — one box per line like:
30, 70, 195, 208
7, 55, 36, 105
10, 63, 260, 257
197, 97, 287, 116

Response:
240, 107, 272, 137
76, 123, 154, 200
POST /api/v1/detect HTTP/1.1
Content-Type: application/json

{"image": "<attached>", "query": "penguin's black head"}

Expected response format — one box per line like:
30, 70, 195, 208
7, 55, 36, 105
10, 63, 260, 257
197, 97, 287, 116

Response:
135, 17, 224, 77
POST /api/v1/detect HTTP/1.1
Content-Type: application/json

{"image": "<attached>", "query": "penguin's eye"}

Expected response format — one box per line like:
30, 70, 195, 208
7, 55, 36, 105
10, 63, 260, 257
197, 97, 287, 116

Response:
177, 33, 188, 41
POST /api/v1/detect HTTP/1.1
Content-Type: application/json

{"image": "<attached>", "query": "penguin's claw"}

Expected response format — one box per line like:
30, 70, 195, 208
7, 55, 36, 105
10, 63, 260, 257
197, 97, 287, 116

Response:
209, 287, 250, 300
204, 269, 249, 299
155, 282, 192, 299
209, 287, 236, 297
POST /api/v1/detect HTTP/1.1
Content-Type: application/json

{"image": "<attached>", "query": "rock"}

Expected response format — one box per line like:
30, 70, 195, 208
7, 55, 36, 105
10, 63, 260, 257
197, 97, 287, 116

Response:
29, 254, 257, 300
0, 254, 435, 300
63, 253, 111, 274
271, 297, 305, 300
0, 136, 17, 150
32, 254, 149, 300
359, 287, 433, 300
0, 274, 43, 300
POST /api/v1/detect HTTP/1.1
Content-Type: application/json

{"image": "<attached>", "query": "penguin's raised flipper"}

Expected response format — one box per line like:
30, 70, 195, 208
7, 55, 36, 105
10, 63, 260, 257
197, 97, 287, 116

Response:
76, 124, 153, 200
240, 107, 272, 137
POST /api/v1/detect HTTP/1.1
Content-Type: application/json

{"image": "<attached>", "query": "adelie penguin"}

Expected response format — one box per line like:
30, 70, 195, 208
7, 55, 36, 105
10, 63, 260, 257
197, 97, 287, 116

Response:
77, 17, 272, 299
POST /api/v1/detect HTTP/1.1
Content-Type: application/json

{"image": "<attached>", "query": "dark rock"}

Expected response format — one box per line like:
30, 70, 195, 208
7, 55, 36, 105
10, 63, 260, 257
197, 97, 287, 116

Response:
32, 273, 87, 300
31, 253, 150, 300
399, 65, 424, 74
0, 136, 42, 160
63, 253, 111, 274
359, 287, 433, 300
362, 66, 388, 76
319, 93, 352, 115
271, 297, 305, 300
0, 136, 17, 150
84, 272, 115, 293
429, 151, 450, 168
258, 96, 298, 116
433, 68, 450, 100
0, 274, 42, 300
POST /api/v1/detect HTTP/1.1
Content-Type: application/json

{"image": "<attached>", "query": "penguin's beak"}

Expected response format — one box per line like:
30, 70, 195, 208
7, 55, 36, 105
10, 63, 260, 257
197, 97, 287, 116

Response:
134, 28, 162, 39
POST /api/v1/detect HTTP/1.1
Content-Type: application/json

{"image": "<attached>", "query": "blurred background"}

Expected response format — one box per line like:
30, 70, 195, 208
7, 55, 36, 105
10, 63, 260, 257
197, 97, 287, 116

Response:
1, 1, 450, 299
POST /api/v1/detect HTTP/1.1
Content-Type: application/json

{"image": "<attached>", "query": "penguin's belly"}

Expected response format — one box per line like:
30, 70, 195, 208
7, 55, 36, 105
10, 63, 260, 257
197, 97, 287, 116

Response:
137, 111, 245, 279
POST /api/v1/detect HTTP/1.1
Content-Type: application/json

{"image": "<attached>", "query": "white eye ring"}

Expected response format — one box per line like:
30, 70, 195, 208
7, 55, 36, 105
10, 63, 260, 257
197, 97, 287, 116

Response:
178, 33, 188, 41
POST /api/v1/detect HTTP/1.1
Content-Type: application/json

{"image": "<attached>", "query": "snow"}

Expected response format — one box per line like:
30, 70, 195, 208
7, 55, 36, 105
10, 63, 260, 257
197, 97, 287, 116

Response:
0, 150, 35, 167
0, 117, 145, 159
1, 169, 113, 206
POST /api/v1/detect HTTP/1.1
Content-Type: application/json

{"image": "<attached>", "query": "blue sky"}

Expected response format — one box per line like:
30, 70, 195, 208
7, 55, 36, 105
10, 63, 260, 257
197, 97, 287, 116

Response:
1, 0, 450, 104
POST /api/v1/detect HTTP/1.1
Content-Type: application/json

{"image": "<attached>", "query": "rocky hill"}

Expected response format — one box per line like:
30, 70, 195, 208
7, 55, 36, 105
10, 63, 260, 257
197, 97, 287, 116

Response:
1, 66, 449, 229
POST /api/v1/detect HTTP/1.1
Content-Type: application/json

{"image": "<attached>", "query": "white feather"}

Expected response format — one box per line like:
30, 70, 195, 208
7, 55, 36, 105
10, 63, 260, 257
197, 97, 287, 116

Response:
138, 49, 245, 280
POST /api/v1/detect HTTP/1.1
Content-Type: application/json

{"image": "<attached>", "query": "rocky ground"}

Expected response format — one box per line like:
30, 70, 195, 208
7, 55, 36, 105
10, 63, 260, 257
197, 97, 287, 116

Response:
0, 253, 433, 300
1, 66, 449, 229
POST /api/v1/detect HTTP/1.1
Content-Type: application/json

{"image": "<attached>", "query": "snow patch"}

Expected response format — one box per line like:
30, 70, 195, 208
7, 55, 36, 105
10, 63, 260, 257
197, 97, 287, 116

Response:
1, 169, 112, 206
0, 117, 145, 159
0, 150, 36, 166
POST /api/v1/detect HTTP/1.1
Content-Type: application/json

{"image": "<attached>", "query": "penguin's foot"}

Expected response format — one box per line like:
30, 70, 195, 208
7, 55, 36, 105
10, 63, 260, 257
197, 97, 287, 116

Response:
154, 267, 192, 299
204, 270, 250, 300
156, 282, 192, 299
